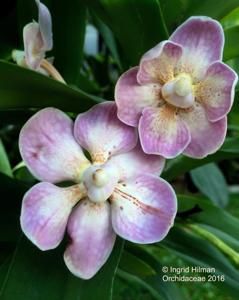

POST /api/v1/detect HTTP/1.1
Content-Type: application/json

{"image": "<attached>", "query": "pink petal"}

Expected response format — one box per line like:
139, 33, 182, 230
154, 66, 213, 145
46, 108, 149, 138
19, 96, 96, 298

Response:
137, 41, 183, 85
108, 143, 165, 180
20, 182, 84, 250
170, 17, 224, 80
36, 0, 53, 51
139, 106, 191, 158
182, 103, 227, 158
111, 175, 177, 243
74, 102, 137, 163
82, 163, 119, 203
23, 22, 44, 69
19, 108, 90, 183
115, 67, 160, 127
64, 199, 116, 279
196, 61, 238, 122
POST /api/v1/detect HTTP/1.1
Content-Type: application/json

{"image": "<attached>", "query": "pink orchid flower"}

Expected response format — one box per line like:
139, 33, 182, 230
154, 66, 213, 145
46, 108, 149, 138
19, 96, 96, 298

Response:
12, 0, 53, 74
115, 17, 238, 159
19, 102, 177, 279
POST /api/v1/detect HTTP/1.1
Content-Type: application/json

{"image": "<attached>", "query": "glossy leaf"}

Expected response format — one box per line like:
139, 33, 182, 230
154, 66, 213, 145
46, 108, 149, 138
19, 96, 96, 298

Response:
0, 61, 102, 112
118, 245, 185, 300
163, 137, 239, 181
177, 195, 239, 242
161, 0, 239, 32
50, 0, 87, 85
93, 14, 123, 71
221, 6, 239, 29
162, 226, 239, 299
0, 173, 29, 242
224, 25, 239, 61
190, 163, 229, 207
117, 270, 163, 300
0, 237, 124, 300
119, 250, 156, 277
0, 139, 12, 178
182, 0, 239, 20
84, 0, 168, 65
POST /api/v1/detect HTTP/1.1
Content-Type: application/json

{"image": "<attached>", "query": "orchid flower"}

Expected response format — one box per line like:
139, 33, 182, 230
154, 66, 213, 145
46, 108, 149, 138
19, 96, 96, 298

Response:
12, 0, 64, 82
19, 102, 177, 279
115, 17, 238, 158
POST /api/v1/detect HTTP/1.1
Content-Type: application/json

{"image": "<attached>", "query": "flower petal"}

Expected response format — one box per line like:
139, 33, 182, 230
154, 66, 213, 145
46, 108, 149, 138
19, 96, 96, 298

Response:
170, 17, 224, 80
137, 41, 183, 85
23, 22, 44, 69
108, 143, 165, 180
182, 103, 227, 158
19, 108, 90, 183
139, 106, 191, 158
111, 175, 177, 243
36, 0, 53, 51
74, 102, 137, 163
64, 199, 116, 279
82, 163, 119, 203
195, 61, 238, 122
115, 67, 160, 126
20, 182, 84, 250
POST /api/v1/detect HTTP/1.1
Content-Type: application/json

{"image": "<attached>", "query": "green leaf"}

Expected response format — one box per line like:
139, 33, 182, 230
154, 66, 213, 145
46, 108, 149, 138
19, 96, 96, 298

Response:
160, 0, 239, 33
190, 163, 229, 207
0, 237, 124, 300
162, 226, 239, 299
221, 6, 239, 29
177, 195, 239, 242
117, 270, 163, 300
182, 0, 239, 20
0, 61, 102, 112
50, 0, 87, 85
119, 250, 156, 277
120, 245, 186, 300
84, 0, 168, 65
162, 137, 239, 181
0, 173, 29, 241
93, 14, 123, 71
0, 139, 12, 178
224, 25, 239, 61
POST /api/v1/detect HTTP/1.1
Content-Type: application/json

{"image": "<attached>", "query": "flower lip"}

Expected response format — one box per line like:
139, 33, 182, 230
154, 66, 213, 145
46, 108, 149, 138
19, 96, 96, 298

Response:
161, 74, 195, 109
92, 168, 109, 187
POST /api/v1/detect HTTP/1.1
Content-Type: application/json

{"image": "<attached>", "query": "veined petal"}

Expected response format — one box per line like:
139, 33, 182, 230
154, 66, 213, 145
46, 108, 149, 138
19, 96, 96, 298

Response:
74, 102, 137, 163
82, 163, 119, 203
20, 182, 85, 250
19, 108, 90, 183
182, 103, 227, 158
137, 41, 183, 85
64, 199, 116, 279
107, 143, 165, 180
36, 0, 53, 51
195, 61, 238, 122
139, 105, 191, 158
23, 22, 44, 69
115, 67, 160, 127
111, 175, 177, 244
170, 17, 224, 80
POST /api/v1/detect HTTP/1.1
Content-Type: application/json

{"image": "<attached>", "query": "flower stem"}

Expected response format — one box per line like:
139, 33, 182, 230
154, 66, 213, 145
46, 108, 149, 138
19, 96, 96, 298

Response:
40, 59, 66, 84
186, 223, 239, 267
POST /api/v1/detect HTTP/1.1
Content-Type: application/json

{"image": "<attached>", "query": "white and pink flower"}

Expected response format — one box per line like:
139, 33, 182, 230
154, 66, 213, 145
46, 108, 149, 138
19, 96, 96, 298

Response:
19, 102, 177, 279
115, 17, 238, 158
12, 0, 57, 78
